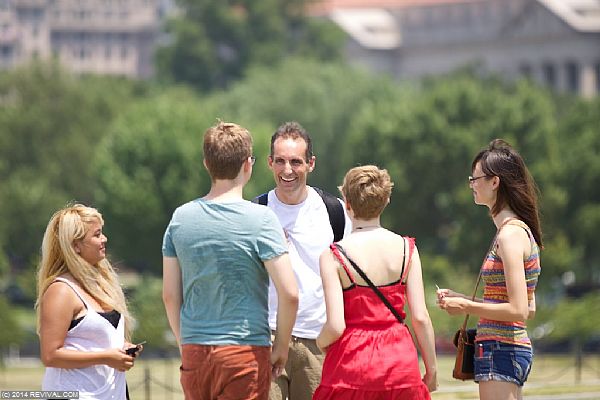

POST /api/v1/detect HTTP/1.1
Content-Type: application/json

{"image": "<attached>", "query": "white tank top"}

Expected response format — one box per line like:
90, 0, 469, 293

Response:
42, 277, 126, 400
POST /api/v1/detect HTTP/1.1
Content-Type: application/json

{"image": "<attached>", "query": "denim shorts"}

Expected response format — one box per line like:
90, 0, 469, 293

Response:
474, 340, 533, 386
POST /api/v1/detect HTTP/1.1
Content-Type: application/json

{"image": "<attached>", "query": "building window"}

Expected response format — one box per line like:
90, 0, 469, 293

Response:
51, 31, 62, 43
1, 45, 12, 58
542, 63, 556, 88
121, 46, 128, 59
565, 61, 580, 93
519, 63, 532, 79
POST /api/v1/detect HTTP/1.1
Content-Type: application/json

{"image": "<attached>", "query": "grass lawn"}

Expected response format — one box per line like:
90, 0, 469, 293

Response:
1, 355, 599, 399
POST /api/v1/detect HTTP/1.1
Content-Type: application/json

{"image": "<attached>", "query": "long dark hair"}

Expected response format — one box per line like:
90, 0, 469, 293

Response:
472, 139, 543, 247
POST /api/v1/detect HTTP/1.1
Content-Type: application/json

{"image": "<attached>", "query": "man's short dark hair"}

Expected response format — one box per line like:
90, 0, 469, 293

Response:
270, 121, 313, 161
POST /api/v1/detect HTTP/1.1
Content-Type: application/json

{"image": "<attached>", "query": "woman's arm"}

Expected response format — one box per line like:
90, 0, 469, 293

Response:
316, 249, 346, 351
439, 226, 530, 321
405, 246, 437, 392
39, 282, 134, 371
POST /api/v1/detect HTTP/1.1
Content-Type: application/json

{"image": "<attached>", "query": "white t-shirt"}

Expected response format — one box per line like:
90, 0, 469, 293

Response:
267, 187, 351, 339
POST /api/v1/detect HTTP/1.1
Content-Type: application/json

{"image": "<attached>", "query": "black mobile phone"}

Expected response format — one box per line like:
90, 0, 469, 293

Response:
126, 340, 146, 356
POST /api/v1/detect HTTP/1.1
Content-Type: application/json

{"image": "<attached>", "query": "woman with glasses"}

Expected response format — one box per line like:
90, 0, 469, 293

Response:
313, 165, 437, 400
438, 139, 542, 400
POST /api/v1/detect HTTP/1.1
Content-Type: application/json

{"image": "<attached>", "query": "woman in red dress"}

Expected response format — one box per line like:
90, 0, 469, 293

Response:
313, 165, 437, 400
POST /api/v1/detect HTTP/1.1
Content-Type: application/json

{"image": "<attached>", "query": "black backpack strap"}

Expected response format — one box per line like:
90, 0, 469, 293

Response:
333, 243, 404, 324
313, 187, 345, 242
253, 188, 345, 241
252, 193, 268, 205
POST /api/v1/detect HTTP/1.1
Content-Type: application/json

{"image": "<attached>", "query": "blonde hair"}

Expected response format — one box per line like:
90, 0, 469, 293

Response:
203, 120, 253, 180
340, 165, 394, 219
35, 204, 133, 339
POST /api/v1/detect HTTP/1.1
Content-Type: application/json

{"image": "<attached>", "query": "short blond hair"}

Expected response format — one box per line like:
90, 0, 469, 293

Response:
203, 121, 253, 180
339, 165, 394, 219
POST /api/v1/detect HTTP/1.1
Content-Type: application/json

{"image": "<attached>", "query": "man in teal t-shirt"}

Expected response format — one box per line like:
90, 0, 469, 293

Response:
162, 121, 299, 400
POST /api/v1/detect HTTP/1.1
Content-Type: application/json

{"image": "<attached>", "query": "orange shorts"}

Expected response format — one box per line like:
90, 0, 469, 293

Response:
180, 344, 271, 400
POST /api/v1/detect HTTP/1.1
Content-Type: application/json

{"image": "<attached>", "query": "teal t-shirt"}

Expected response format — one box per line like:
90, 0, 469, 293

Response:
162, 198, 288, 346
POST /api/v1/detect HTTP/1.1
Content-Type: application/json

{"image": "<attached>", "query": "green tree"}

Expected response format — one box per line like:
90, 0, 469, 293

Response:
553, 97, 600, 283
93, 88, 214, 273
128, 276, 174, 351
0, 62, 139, 277
215, 57, 397, 196
538, 293, 600, 382
155, 0, 345, 91
0, 295, 23, 367
341, 74, 573, 283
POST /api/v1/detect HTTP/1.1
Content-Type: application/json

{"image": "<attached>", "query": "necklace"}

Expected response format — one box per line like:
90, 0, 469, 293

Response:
352, 225, 381, 233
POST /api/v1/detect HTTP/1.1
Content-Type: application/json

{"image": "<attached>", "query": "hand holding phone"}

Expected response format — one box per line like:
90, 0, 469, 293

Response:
125, 341, 146, 357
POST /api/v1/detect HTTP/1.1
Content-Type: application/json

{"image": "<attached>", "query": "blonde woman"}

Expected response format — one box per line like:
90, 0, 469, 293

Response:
36, 204, 138, 400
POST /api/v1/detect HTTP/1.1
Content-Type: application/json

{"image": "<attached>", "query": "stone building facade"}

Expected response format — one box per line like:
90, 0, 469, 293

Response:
315, 0, 600, 97
0, 0, 169, 78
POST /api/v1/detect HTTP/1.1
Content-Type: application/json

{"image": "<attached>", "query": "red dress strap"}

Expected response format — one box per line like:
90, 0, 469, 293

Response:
401, 237, 416, 283
329, 243, 356, 284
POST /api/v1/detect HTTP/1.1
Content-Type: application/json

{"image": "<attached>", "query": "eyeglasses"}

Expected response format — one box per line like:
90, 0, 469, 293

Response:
468, 175, 489, 183
249, 156, 256, 165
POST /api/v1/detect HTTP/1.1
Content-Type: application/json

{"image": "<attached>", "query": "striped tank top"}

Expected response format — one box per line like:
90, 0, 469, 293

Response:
476, 219, 541, 347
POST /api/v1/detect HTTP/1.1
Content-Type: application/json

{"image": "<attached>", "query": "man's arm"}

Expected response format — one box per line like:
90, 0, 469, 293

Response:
162, 256, 183, 352
264, 253, 298, 377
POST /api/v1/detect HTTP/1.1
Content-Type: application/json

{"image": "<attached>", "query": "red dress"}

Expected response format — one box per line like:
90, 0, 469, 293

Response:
313, 238, 430, 400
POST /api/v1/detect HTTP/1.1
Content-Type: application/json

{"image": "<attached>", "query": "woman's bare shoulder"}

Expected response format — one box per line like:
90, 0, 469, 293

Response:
42, 279, 80, 306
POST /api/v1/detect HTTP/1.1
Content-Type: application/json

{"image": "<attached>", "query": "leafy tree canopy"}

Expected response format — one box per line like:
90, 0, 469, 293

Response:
155, 0, 345, 91
0, 62, 142, 271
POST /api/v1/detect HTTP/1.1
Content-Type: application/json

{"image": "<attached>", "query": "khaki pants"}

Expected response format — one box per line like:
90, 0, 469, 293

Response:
269, 335, 324, 400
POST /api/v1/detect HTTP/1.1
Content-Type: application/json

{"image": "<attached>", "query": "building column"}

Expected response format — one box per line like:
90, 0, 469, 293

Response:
580, 63, 597, 98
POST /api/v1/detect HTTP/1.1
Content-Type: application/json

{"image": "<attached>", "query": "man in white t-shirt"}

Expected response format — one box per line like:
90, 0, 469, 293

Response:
257, 122, 351, 400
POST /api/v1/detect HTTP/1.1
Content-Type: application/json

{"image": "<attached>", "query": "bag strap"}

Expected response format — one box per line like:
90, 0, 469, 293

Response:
313, 187, 346, 242
460, 217, 517, 331
253, 188, 345, 242
333, 243, 404, 324
252, 193, 268, 206
400, 237, 415, 284
329, 244, 356, 284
